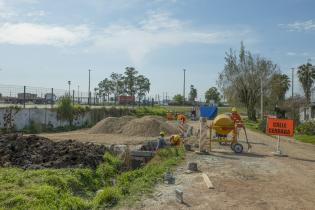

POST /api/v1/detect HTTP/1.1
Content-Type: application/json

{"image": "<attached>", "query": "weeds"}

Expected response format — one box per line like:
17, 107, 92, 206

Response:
0, 147, 184, 209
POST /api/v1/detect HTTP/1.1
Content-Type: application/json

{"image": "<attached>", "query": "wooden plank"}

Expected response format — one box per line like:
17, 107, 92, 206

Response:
202, 173, 214, 189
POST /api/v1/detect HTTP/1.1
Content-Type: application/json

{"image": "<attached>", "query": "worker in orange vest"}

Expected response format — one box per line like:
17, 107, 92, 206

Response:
230, 107, 243, 128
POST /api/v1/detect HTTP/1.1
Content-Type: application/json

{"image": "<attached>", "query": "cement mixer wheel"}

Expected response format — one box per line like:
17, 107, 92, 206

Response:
232, 143, 243, 153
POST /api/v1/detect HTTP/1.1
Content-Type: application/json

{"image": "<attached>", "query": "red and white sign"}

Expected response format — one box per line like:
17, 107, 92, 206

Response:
266, 118, 294, 137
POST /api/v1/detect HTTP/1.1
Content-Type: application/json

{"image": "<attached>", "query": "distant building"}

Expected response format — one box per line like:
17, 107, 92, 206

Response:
117, 96, 135, 105
17, 93, 37, 100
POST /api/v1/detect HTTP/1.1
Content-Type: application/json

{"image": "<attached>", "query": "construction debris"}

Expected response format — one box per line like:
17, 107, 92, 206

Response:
164, 171, 175, 184
187, 162, 198, 172
202, 173, 214, 189
175, 189, 184, 203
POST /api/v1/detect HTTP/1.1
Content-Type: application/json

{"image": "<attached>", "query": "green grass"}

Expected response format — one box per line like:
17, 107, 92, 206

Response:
0, 147, 184, 210
133, 106, 168, 117
165, 106, 191, 113
245, 120, 261, 132
294, 134, 315, 144
244, 120, 315, 144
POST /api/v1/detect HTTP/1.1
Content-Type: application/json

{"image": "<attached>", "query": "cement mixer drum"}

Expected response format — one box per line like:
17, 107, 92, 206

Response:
212, 114, 234, 135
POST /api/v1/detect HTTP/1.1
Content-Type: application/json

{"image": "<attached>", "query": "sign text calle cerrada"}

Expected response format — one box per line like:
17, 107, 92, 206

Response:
266, 118, 294, 137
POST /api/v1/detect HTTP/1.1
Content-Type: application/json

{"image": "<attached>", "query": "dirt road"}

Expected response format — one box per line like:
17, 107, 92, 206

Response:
128, 128, 315, 210
38, 129, 149, 145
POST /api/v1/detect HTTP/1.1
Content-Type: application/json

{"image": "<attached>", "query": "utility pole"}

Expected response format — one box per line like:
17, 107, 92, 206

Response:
183, 69, 186, 104
68, 81, 71, 96
88, 69, 91, 105
291, 68, 294, 99
260, 76, 263, 121
77, 85, 80, 104
291, 67, 295, 121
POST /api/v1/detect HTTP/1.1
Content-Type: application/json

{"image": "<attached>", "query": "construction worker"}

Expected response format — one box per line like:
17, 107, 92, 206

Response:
156, 131, 167, 150
177, 114, 186, 124
170, 134, 181, 146
230, 107, 242, 124
191, 106, 196, 121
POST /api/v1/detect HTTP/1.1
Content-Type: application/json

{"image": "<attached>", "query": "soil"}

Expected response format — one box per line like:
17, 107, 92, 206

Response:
0, 134, 106, 169
125, 121, 315, 210
38, 130, 150, 145
89, 115, 178, 137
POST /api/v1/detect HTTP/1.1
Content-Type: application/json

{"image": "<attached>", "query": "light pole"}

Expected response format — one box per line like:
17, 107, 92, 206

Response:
67, 81, 71, 96
183, 69, 186, 104
260, 76, 263, 121
88, 69, 91, 105
77, 85, 80, 104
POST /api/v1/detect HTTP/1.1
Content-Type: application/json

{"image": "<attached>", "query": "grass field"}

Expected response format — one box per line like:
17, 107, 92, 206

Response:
294, 134, 315, 144
0, 147, 184, 210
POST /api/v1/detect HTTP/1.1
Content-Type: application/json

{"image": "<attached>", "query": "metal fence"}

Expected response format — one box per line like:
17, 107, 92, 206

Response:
0, 84, 100, 108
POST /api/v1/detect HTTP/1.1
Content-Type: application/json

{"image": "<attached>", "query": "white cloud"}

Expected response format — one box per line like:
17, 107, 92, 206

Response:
26, 10, 46, 17
286, 52, 296, 56
279, 20, 315, 32
92, 12, 253, 64
0, 23, 90, 46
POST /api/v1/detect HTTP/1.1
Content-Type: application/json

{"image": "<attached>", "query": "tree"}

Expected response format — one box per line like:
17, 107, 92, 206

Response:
218, 42, 278, 121
205, 87, 221, 103
173, 94, 184, 105
57, 96, 74, 126
188, 85, 197, 103
123, 67, 138, 97
110, 73, 124, 104
266, 73, 290, 109
97, 78, 113, 102
136, 75, 151, 104
297, 63, 315, 105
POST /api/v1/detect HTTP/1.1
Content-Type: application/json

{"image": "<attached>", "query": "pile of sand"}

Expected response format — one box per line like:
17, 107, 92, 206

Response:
89, 116, 136, 134
121, 116, 177, 137
89, 115, 178, 137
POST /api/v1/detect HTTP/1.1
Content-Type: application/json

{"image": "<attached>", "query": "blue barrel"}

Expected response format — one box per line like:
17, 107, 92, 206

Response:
200, 106, 218, 119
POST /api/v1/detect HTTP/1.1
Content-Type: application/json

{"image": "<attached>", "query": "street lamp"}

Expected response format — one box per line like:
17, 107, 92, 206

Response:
67, 81, 71, 96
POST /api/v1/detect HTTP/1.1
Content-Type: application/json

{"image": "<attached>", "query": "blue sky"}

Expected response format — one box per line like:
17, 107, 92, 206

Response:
0, 0, 314, 99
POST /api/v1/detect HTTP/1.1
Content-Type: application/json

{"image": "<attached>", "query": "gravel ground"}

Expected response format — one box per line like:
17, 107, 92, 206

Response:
124, 121, 315, 210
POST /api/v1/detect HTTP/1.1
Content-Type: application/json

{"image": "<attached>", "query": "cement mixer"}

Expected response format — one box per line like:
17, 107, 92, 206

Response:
209, 114, 251, 153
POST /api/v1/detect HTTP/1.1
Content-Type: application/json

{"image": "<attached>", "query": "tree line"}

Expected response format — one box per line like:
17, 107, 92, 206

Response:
95, 67, 150, 104
218, 42, 315, 122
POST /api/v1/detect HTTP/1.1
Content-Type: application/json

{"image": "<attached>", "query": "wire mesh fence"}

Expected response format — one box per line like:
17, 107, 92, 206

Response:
0, 84, 101, 108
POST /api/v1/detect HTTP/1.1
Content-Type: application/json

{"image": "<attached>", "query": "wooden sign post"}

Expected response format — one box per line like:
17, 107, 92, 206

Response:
266, 117, 294, 156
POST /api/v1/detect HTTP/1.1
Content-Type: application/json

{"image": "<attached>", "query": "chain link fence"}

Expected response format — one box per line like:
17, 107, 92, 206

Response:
0, 84, 101, 108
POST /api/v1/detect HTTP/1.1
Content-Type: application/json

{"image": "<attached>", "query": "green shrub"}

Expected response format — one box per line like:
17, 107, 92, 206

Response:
93, 187, 121, 207
103, 153, 122, 170
23, 120, 43, 134
296, 121, 315, 135
57, 96, 75, 125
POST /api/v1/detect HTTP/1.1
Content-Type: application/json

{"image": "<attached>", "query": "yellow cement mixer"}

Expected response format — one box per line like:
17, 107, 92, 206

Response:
209, 114, 251, 153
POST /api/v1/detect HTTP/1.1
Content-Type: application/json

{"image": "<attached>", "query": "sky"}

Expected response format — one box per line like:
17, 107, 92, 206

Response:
0, 0, 315, 99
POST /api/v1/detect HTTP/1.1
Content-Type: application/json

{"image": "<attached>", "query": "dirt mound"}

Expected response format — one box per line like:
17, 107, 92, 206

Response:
0, 134, 106, 169
122, 116, 178, 137
89, 116, 136, 134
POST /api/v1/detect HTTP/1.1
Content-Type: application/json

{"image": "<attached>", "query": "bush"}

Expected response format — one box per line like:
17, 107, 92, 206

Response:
57, 96, 74, 125
296, 121, 315, 135
23, 121, 43, 134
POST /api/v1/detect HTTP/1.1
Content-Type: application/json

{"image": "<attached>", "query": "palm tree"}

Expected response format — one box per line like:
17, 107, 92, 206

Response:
297, 63, 315, 105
